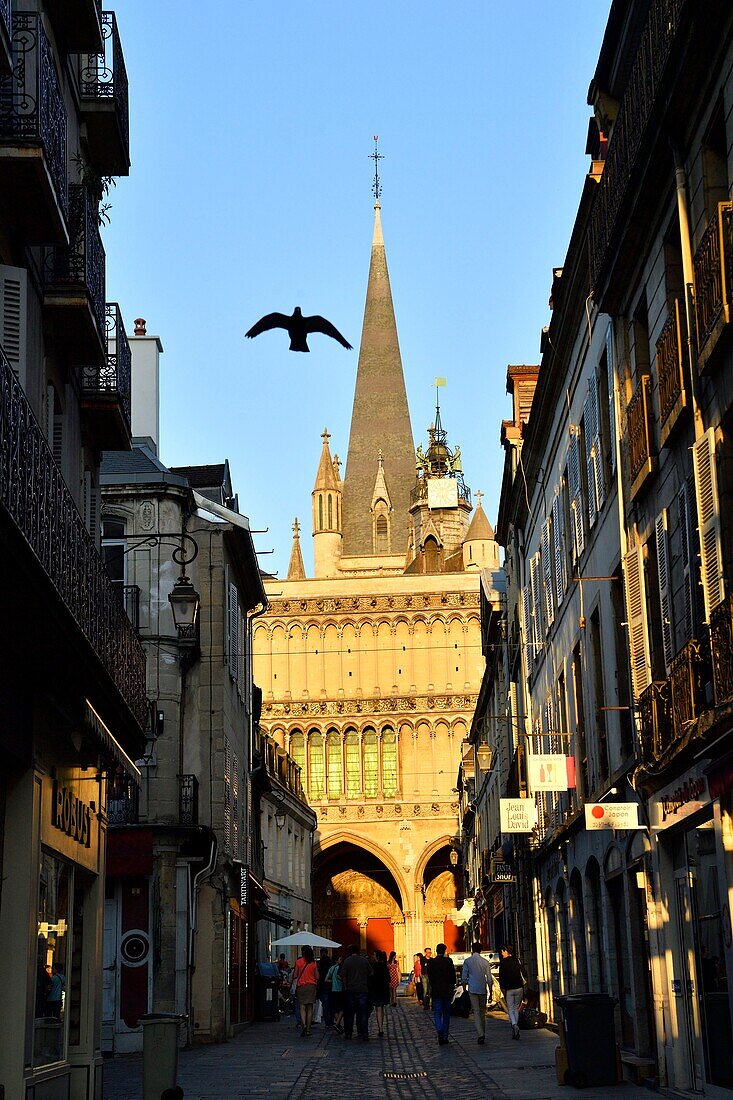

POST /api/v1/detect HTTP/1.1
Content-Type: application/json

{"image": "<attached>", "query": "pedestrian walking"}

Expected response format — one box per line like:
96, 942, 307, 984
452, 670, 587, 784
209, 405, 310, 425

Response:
499, 943, 527, 1040
461, 941, 494, 1044
326, 953, 344, 1032
369, 950, 390, 1037
340, 944, 373, 1041
426, 943, 455, 1045
413, 952, 424, 1004
293, 945, 318, 1037
387, 951, 401, 1006
422, 947, 433, 1010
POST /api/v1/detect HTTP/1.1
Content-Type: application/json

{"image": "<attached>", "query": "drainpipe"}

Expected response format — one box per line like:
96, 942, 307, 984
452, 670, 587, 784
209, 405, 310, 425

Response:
187, 833, 217, 1041
672, 151, 704, 442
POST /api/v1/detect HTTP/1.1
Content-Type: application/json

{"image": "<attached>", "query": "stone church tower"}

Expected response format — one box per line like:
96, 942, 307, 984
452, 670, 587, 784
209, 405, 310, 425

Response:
253, 199, 501, 965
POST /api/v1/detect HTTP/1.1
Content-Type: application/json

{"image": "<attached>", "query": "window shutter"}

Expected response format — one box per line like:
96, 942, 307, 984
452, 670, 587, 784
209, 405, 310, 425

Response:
591, 372, 605, 512
237, 607, 245, 700
46, 384, 63, 469
227, 573, 239, 681
624, 543, 651, 697
655, 509, 674, 673
522, 584, 533, 681
0, 265, 27, 383
679, 481, 696, 641
583, 395, 597, 529
541, 517, 554, 629
552, 489, 568, 606
568, 429, 585, 558
693, 428, 725, 619
530, 552, 543, 650
606, 324, 616, 473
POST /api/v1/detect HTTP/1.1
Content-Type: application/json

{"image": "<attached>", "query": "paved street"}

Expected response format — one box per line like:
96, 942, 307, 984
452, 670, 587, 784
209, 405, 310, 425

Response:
103, 1001, 655, 1100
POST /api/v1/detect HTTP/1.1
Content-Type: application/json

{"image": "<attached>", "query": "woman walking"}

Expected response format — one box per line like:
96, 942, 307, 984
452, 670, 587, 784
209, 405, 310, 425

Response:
293, 945, 318, 1037
498, 943, 527, 1040
387, 951, 401, 1007
370, 950, 391, 1038
413, 952, 424, 1004
326, 953, 344, 1033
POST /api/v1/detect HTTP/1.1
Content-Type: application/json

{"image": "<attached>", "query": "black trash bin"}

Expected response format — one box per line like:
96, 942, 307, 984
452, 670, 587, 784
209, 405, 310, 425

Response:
255, 962, 281, 1021
556, 993, 618, 1088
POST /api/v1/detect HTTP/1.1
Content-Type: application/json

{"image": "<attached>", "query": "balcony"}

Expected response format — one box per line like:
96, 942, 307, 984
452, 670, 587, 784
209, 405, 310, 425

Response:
46, 0, 103, 52
107, 770, 139, 825
627, 374, 656, 499
638, 680, 673, 761
179, 774, 199, 826
0, 0, 11, 75
656, 299, 689, 446
0, 13, 68, 243
111, 581, 139, 632
693, 202, 733, 373
589, 0, 686, 295
80, 303, 132, 449
78, 13, 130, 176
670, 636, 710, 736
44, 184, 106, 361
710, 595, 733, 707
0, 341, 147, 742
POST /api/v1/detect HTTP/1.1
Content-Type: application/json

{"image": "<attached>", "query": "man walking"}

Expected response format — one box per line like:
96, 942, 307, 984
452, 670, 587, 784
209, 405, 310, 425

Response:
426, 943, 455, 1045
340, 944, 373, 1041
499, 943, 526, 1040
461, 942, 494, 1044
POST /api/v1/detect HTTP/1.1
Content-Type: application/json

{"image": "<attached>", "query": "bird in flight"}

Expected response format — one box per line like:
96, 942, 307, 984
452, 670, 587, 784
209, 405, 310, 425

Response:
245, 307, 353, 353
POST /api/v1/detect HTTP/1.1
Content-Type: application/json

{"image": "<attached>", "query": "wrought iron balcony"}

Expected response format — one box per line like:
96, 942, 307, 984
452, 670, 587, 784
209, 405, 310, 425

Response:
0, 341, 147, 735
44, 184, 106, 359
638, 680, 673, 761
589, 0, 686, 295
107, 770, 139, 825
656, 299, 689, 446
179, 774, 199, 826
627, 374, 656, 499
670, 636, 710, 735
693, 202, 733, 372
0, 0, 11, 75
78, 13, 130, 176
0, 12, 68, 242
111, 581, 139, 632
710, 595, 733, 707
46, 0, 103, 52
80, 303, 132, 448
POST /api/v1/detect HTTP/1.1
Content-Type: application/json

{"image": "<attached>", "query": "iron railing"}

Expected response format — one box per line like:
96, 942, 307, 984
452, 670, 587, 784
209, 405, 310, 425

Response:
179, 774, 199, 825
107, 770, 139, 824
110, 581, 139, 631
0, 342, 147, 730
46, 184, 106, 340
710, 595, 733, 707
409, 474, 472, 507
656, 299, 687, 438
589, 0, 685, 289
0, 12, 67, 217
670, 637, 710, 734
627, 374, 654, 490
693, 202, 733, 356
79, 12, 129, 150
0, 0, 11, 49
638, 679, 673, 760
81, 303, 131, 428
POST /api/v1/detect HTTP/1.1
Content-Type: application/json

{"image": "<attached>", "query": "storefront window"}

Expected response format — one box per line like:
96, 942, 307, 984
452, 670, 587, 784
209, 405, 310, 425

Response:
34, 852, 71, 1066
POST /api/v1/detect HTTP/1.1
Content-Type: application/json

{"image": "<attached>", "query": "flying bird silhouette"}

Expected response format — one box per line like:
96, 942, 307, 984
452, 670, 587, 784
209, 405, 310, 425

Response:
245, 307, 353, 353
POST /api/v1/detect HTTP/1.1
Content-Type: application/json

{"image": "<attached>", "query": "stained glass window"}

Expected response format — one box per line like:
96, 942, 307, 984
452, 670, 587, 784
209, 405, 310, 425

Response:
290, 731, 305, 773
382, 728, 397, 796
363, 730, 378, 797
309, 733, 324, 799
327, 731, 342, 797
345, 729, 360, 798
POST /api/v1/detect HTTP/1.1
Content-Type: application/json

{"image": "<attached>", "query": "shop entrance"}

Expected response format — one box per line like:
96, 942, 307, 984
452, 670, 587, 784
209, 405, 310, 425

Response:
675, 815, 733, 1090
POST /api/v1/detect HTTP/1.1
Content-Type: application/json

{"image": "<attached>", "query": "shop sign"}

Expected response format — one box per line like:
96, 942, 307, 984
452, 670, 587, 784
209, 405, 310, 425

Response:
649, 764, 710, 829
490, 861, 516, 884
585, 803, 645, 830
500, 797, 536, 833
527, 754, 576, 792
52, 781, 92, 847
240, 863, 249, 908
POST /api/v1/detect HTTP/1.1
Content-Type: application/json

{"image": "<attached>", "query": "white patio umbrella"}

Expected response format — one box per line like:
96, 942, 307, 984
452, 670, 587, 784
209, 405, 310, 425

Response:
272, 931, 340, 948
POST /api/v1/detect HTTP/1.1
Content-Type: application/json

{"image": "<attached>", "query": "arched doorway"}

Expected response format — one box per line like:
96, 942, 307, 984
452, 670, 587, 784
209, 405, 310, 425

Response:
422, 845, 465, 954
313, 841, 407, 965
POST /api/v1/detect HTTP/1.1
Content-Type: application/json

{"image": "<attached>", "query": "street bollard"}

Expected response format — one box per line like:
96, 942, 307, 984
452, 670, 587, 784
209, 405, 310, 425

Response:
140, 1013, 186, 1100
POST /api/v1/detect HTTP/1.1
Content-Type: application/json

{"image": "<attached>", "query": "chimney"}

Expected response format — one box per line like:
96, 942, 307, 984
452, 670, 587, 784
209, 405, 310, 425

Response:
130, 317, 164, 455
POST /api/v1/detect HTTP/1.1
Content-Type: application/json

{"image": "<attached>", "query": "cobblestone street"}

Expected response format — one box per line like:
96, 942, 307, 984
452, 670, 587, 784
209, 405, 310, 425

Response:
103, 1002, 655, 1100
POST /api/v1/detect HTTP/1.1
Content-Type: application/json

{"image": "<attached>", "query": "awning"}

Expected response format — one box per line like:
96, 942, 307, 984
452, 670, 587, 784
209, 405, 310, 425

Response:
84, 700, 142, 784
261, 907, 292, 929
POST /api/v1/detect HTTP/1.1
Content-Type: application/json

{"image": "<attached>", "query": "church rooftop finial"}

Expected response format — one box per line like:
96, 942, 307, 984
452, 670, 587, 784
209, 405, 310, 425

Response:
370, 135, 383, 206
321, 427, 331, 444
293, 517, 301, 538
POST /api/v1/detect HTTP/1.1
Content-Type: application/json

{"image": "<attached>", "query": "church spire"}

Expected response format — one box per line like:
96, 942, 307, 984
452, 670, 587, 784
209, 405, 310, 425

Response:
342, 158, 415, 557
287, 517, 306, 581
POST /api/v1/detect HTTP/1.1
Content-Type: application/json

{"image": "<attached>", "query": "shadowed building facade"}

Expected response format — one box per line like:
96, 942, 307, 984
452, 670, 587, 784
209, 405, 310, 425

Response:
253, 201, 501, 965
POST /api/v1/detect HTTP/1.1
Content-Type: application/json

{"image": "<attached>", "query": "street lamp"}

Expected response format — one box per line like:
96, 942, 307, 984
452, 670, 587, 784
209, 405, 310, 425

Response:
476, 745, 493, 771
274, 807, 286, 830
168, 573, 200, 640
449, 848, 459, 867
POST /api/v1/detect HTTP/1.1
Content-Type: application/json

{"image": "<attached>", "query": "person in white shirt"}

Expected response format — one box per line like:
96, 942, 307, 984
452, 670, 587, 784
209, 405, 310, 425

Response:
461, 942, 494, 1044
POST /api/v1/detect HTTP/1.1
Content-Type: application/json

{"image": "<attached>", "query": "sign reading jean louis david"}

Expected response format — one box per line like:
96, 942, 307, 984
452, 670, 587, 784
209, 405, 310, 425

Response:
500, 798, 536, 833
585, 802, 645, 830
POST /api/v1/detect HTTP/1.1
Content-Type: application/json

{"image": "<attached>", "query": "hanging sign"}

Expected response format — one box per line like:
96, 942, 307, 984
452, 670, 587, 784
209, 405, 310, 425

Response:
490, 862, 516, 884
585, 803, 645, 830
527, 754, 576, 792
649, 764, 709, 829
500, 798, 537, 833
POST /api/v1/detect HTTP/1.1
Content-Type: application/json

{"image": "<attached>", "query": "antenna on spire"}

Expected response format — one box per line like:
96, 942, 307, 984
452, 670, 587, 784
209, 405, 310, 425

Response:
370, 135, 384, 203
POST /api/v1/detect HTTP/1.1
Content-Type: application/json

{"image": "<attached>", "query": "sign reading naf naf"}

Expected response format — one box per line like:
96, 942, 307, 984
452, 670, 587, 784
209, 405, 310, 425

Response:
500, 798, 536, 833
585, 802, 645, 831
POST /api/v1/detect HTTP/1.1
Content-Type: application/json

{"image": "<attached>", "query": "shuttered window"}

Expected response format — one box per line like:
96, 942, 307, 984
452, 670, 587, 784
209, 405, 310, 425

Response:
693, 428, 725, 619
226, 567, 239, 681
567, 429, 585, 559
522, 584, 533, 682
530, 552, 543, 653
624, 543, 651, 698
0, 265, 27, 384
679, 480, 697, 642
584, 375, 605, 526
83, 468, 99, 544
541, 518, 554, 630
606, 324, 616, 473
552, 489, 568, 607
655, 509, 674, 673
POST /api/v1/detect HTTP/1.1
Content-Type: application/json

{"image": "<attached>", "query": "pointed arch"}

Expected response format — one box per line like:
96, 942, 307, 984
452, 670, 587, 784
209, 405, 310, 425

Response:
313, 832, 408, 909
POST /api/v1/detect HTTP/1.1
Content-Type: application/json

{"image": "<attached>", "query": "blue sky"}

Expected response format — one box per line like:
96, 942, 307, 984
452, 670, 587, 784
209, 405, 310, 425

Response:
104, 2, 608, 577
